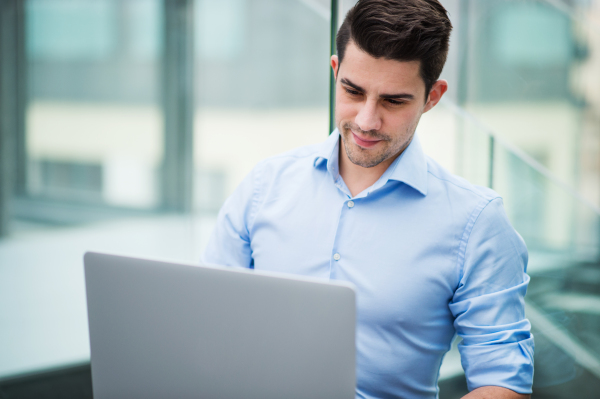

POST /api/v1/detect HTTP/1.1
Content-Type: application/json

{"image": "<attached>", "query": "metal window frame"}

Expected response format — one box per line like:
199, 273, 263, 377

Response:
329, 0, 338, 134
0, 0, 196, 236
162, 0, 195, 213
0, 0, 26, 237
1, 0, 337, 236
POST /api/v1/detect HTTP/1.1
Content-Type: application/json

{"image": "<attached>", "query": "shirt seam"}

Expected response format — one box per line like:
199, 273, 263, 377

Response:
455, 197, 502, 287
427, 170, 495, 201
247, 149, 331, 234
268, 149, 330, 163
247, 161, 265, 234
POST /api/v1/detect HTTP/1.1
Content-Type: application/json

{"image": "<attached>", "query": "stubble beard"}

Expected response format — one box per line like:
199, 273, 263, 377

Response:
340, 122, 398, 168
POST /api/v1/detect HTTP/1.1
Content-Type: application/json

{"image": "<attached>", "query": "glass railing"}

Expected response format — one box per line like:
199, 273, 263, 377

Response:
452, 0, 600, 208
430, 0, 600, 394
0, 0, 331, 383
192, 0, 330, 213
434, 98, 600, 398
23, 0, 164, 209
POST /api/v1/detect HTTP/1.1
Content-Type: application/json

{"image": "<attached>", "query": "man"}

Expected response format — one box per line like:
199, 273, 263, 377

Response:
203, 0, 534, 397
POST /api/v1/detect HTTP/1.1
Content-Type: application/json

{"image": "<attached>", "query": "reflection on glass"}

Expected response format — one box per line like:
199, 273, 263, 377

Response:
4, 0, 600, 396
193, 0, 331, 213
25, 0, 163, 208
453, 103, 600, 396
446, 3, 600, 392
460, 0, 600, 207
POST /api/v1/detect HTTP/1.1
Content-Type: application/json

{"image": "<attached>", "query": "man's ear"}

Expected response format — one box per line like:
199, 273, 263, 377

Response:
423, 79, 448, 113
331, 55, 339, 80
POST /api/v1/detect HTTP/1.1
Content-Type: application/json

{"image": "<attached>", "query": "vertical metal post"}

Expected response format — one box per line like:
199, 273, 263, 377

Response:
0, 0, 25, 237
488, 135, 495, 189
456, 0, 470, 107
329, 0, 339, 135
0, 0, 13, 237
162, 0, 195, 212
455, 0, 471, 178
15, 0, 27, 196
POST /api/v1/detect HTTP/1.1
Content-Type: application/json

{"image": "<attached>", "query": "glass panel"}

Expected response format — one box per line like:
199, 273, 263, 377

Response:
416, 101, 461, 177
25, 0, 163, 209
460, 0, 600, 207
191, 0, 458, 227
443, 107, 600, 397
497, 144, 600, 396
1, 0, 331, 380
451, 1, 600, 394
0, 0, 169, 380
337, 0, 356, 25
193, 0, 331, 218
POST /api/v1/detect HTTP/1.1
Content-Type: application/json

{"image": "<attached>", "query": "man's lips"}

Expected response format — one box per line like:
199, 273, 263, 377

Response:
352, 131, 382, 148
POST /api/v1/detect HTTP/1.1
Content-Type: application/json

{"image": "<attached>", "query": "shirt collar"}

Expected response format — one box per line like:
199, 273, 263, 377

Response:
313, 129, 339, 166
384, 134, 428, 196
314, 129, 428, 196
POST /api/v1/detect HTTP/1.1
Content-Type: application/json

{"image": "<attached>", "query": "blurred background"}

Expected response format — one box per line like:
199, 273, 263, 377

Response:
1, 0, 600, 397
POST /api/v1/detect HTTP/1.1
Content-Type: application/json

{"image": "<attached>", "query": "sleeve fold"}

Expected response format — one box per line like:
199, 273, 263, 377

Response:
451, 197, 534, 393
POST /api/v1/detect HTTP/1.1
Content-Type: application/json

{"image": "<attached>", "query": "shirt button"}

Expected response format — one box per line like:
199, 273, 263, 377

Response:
333, 253, 341, 261
347, 201, 355, 208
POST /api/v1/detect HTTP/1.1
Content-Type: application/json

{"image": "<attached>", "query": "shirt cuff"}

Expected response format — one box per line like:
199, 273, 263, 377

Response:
459, 336, 534, 394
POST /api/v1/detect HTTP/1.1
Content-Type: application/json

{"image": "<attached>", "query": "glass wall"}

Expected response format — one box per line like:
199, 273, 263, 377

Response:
336, 1, 600, 396
2, 1, 600, 398
0, 0, 332, 381
25, 0, 163, 209
193, 0, 331, 213
438, 1, 600, 396
456, 0, 600, 207
452, 104, 600, 398
1, 0, 172, 380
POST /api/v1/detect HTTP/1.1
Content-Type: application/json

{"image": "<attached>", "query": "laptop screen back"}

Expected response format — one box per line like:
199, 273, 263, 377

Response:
84, 252, 356, 399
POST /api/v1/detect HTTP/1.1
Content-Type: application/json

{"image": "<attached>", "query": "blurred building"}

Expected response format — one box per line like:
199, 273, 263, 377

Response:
1, 0, 600, 397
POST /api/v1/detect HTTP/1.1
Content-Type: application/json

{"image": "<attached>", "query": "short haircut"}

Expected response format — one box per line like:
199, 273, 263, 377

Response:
336, 0, 452, 98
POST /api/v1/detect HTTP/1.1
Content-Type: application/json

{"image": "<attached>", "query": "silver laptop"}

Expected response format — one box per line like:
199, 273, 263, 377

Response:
84, 251, 356, 399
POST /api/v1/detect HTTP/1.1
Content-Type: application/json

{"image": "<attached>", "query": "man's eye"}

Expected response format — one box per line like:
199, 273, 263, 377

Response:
344, 88, 361, 96
386, 99, 405, 106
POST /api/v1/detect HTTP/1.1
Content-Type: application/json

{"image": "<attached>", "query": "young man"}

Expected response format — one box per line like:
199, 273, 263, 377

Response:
204, 0, 534, 398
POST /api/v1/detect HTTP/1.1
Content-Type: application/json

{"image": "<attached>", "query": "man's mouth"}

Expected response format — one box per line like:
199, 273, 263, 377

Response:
351, 131, 382, 148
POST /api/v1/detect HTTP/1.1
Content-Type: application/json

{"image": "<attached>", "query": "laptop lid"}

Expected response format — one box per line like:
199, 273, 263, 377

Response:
84, 251, 356, 399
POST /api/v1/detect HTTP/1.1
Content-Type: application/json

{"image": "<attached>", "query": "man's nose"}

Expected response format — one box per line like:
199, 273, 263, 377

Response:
354, 100, 381, 132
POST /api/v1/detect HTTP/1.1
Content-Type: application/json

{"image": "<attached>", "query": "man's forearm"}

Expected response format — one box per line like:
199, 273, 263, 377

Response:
462, 386, 531, 399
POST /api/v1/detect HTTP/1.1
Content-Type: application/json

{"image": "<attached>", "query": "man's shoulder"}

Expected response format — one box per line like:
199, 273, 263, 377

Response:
423, 157, 517, 251
425, 155, 499, 205
253, 140, 327, 174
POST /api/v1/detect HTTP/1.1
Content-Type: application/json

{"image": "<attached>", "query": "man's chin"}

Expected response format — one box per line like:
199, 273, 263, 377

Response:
349, 158, 381, 169
345, 148, 384, 169
340, 129, 387, 168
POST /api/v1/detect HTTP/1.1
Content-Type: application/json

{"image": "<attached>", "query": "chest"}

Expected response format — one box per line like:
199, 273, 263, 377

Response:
249, 181, 463, 327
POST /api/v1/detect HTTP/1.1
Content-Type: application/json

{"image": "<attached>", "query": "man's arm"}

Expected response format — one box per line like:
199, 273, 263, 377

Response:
463, 386, 531, 399
202, 163, 261, 268
450, 197, 534, 395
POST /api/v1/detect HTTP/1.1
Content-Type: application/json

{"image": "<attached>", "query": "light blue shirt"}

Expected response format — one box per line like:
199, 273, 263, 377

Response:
203, 129, 534, 398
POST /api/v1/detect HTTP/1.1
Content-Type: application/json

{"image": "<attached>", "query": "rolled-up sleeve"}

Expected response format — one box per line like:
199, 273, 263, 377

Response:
449, 197, 534, 393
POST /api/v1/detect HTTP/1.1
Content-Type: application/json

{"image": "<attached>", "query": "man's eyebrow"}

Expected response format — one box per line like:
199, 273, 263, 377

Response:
380, 92, 415, 101
340, 78, 415, 100
340, 78, 364, 92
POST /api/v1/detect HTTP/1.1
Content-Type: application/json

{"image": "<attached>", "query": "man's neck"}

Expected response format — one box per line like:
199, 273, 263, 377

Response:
338, 142, 398, 198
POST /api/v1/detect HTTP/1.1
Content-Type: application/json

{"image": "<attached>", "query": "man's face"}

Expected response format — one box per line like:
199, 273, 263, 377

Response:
331, 41, 445, 169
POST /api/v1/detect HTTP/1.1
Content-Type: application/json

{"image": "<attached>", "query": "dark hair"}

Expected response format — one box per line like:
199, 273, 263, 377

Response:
336, 0, 452, 98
